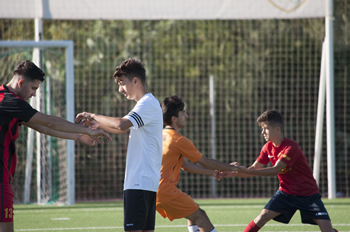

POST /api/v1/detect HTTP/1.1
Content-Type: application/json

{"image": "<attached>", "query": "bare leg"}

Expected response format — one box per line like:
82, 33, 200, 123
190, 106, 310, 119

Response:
254, 209, 281, 227
313, 219, 335, 232
186, 208, 214, 232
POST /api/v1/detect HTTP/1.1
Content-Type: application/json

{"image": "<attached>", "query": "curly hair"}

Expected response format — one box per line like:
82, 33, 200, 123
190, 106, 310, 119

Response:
161, 96, 185, 126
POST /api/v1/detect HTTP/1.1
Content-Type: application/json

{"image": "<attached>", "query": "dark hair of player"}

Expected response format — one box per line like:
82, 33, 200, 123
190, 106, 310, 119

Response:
257, 110, 284, 129
113, 58, 146, 84
13, 60, 45, 82
162, 96, 185, 126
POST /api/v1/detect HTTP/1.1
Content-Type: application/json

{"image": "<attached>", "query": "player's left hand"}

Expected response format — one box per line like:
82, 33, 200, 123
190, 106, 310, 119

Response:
77, 134, 97, 146
75, 112, 95, 123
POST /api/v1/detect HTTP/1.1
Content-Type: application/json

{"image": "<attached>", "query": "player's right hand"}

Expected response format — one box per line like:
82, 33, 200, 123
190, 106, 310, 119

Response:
89, 129, 112, 142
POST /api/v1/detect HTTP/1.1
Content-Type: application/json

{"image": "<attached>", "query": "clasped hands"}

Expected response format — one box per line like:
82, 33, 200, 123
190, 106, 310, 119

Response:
214, 162, 248, 181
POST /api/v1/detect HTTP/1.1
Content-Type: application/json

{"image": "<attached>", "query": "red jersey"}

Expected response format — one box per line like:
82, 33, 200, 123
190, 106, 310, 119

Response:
0, 85, 37, 184
257, 138, 319, 196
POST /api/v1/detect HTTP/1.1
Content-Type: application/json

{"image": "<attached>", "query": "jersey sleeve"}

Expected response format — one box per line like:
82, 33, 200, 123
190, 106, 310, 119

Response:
123, 99, 159, 129
1, 97, 38, 123
256, 143, 270, 165
176, 137, 203, 163
277, 144, 301, 167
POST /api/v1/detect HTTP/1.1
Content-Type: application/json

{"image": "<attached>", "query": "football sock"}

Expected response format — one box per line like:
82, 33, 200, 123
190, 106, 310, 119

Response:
188, 225, 200, 232
244, 220, 261, 232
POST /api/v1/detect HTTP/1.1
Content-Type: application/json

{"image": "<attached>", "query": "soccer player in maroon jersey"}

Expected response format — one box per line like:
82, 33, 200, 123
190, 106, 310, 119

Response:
224, 110, 337, 232
0, 60, 111, 232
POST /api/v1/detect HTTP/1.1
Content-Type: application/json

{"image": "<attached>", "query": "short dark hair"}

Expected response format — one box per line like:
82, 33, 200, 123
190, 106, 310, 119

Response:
113, 58, 146, 84
13, 60, 45, 82
162, 96, 185, 126
257, 110, 284, 129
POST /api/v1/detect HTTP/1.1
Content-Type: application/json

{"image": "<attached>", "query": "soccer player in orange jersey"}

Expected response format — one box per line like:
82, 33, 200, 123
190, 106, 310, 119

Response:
157, 96, 237, 232
224, 110, 337, 232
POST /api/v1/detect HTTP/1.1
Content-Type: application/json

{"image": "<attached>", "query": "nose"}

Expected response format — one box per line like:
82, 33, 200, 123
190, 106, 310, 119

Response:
118, 86, 123, 93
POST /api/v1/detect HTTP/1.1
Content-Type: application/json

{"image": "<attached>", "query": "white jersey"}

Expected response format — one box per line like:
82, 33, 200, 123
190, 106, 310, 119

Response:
123, 93, 163, 192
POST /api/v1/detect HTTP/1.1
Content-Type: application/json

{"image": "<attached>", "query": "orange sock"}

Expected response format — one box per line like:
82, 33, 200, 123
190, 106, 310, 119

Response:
244, 220, 261, 232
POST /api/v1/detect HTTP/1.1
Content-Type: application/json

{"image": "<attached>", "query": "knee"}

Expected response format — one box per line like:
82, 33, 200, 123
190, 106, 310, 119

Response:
256, 211, 273, 224
187, 208, 208, 222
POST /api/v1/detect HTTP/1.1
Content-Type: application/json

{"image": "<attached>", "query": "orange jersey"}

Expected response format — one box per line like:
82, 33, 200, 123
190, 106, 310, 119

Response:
156, 129, 202, 204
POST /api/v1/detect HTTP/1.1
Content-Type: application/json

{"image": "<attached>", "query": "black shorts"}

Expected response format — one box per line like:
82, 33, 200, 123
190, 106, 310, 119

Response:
264, 190, 331, 225
124, 189, 156, 231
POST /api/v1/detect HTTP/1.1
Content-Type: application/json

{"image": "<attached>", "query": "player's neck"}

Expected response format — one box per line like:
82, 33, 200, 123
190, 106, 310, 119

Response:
134, 86, 149, 102
5, 81, 18, 95
165, 124, 179, 132
272, 134, 285, 147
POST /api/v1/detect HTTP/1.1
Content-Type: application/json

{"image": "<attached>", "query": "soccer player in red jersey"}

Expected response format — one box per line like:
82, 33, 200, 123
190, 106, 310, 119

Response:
0, 60, 111, 232
224, 110, 337, 232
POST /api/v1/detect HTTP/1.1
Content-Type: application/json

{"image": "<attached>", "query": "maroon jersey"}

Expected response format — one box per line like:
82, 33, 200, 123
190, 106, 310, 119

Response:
0, 85, 37, 184
257, 138, 319, 196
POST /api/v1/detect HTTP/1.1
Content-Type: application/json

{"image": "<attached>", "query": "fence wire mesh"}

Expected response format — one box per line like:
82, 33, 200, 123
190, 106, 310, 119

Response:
0, 0, 349, 202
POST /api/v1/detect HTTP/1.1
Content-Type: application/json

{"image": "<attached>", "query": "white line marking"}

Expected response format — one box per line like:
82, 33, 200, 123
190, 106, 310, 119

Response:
15, 224, 350, 231
51, 218, 70, 220
14, 204, 349, 214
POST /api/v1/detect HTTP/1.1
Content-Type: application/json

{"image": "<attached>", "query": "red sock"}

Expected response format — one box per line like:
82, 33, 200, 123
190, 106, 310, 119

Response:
244, 220, 261, 232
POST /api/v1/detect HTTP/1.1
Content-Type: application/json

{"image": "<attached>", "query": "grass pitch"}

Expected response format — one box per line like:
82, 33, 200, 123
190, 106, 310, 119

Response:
14, 198, 350, 232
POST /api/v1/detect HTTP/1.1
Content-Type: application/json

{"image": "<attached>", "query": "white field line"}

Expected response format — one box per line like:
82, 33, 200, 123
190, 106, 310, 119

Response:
14, 204, 348, 214
14, 223, 350, 232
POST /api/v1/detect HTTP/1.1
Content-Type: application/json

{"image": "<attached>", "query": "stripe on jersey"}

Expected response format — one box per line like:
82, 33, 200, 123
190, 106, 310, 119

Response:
128, 111, 144, 128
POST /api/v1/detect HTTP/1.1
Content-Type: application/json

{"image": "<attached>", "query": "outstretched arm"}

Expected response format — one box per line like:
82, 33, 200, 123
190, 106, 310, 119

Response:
76, 112, 131, 133
223, 161, 265, 178
196, 155, 237, 172
236, 160, 287, 176
22, 121, 102, 146
28, 112, 112, 142
181, 159, 220, 180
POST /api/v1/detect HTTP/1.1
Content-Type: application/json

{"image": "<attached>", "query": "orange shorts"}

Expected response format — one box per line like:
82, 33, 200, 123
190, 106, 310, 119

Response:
156, 189, 199, 221
0, 184, 14, 222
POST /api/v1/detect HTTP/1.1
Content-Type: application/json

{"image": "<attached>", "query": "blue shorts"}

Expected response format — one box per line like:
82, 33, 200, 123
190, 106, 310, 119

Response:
124, 189, 156, 231
264, 190, 330, 225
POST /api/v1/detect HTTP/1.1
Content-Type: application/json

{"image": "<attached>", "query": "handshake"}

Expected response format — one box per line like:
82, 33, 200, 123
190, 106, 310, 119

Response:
214, 162, 249, 181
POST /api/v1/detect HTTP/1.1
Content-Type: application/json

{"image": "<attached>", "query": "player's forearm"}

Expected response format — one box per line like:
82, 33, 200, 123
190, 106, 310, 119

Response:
98, 124, 129, 134
182, 163, 215, 176
92, 114, 127, 130
239, 167, 279, 176
34, 113, 92, 135
26, 123, 80, 141
225, 172, 256, 178
200, 158, 236, 172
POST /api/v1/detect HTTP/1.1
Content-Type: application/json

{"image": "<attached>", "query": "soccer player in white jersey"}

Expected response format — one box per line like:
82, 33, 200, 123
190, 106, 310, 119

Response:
76, 58, 163, 232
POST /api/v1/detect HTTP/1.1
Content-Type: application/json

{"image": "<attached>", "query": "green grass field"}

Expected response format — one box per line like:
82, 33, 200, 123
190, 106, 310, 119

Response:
14, 198, 350, 232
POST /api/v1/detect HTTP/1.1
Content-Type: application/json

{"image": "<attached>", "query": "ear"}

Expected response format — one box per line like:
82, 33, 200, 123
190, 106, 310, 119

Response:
18, 78, 25, 88
171, 116, 177, 123
133, 77, 138, 84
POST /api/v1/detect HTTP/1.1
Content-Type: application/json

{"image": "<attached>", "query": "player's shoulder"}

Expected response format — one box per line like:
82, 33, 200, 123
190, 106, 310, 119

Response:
163, 129, 189, 144
283, 138, 300, 147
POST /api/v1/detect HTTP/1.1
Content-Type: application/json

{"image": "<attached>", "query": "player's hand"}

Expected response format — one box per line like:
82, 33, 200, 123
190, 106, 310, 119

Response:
80, 119, 101, 129
75, 112, 95, 123
215, 170, 226, 181
77, 134, 97, 146
89, 129, 112, 142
